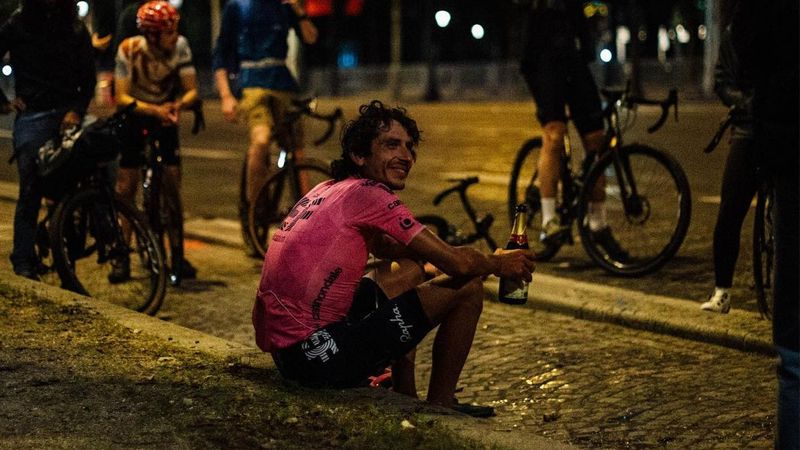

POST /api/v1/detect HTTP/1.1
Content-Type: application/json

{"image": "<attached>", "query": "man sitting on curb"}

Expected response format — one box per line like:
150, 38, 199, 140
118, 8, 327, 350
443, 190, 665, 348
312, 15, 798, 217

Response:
252, 100, 535, 417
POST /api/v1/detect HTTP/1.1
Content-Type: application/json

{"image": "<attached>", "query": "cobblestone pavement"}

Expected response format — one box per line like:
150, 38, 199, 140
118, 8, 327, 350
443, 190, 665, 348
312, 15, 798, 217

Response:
415, 303, 776, 449
0, 198, 776, 449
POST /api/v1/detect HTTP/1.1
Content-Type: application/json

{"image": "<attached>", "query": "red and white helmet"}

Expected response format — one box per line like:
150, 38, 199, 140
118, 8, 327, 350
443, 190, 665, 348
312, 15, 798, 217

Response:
136, 1, 180, 33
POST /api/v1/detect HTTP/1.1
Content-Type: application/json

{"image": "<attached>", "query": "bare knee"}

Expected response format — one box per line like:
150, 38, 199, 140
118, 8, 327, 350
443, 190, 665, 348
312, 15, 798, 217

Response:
458, 277, 484, 316
542, 122, 567, 146
250, 125, 272, 149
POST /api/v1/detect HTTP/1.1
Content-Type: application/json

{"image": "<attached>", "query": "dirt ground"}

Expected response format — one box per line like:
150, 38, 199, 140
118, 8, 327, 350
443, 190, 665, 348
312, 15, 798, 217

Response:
0, 278, 491, 450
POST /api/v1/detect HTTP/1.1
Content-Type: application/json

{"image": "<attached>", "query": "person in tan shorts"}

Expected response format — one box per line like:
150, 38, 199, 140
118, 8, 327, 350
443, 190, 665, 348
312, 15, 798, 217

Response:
211, 0, 318, 206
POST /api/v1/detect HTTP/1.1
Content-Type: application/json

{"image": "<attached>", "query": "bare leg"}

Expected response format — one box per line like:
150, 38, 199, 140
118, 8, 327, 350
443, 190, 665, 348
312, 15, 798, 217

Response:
416, 276, 484, 407
538, 121, 567, 198
115, 167, 140, 242
580, 129, 605, 201
367, 260, 485, 407
247, 124, 272, 204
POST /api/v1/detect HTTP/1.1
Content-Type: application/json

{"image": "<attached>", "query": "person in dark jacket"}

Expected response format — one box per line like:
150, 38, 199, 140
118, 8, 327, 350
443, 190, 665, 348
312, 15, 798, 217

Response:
732, 1, 798, 447
0, 0, 96, 280
699, 25, 756, 314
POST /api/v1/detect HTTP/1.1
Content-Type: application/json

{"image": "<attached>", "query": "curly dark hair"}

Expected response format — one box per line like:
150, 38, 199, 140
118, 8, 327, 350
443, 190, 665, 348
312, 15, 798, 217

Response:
330, 100, 421, 181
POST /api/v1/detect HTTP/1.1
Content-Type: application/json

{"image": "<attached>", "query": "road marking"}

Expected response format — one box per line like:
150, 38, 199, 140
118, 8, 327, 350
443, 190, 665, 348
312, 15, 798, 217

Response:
699, 195, 757, 207
181, 147, 241, 161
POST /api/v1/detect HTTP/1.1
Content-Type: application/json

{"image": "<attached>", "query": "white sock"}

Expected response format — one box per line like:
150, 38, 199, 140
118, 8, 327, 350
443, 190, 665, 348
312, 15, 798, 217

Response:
541, 198, 557, 226
588, 201, 607, 231
713, 287, 730, 299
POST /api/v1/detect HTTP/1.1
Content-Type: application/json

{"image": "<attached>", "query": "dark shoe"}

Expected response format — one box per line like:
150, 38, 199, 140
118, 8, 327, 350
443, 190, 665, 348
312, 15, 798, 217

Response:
169, 258, 197, 287
451, 399, 495, 418
14, 267, 40, 281
180, 258, 197, 279
539, 218, 569, 247
108, 257, 131, 284
592, 227, 630, 262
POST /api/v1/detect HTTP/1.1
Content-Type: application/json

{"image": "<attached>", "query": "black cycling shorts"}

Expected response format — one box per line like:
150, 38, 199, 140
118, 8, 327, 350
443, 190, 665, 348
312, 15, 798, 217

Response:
117, 114, 180, 168
273, 278, 433, 388
521, 48, 604, 134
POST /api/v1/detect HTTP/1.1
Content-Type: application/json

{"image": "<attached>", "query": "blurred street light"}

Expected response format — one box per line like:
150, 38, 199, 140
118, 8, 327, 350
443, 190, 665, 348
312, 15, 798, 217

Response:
77, 1, 89, 18
435, 10, 451, 28
470, 24, 485, 40
2, 65, 12, 77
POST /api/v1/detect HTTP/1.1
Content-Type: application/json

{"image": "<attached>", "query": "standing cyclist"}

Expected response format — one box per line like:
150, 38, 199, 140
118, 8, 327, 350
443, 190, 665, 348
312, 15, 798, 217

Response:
700, 22, 755, 314
0, 0, 95, 280
112, 1, 199, 284
212, 0, 318, 212
520, 0, 628, 260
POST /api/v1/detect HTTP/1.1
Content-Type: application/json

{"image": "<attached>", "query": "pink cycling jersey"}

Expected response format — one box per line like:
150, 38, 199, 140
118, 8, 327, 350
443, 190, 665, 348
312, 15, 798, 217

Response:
253, 177, 425, 352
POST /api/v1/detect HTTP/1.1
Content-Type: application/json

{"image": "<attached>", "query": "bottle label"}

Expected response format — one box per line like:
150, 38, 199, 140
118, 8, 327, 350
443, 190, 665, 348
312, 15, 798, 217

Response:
504, 286, 528, 299
507, 234, 529, 247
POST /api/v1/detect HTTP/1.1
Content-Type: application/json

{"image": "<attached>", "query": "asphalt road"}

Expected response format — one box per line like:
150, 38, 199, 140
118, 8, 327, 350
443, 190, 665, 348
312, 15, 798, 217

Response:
0, 96, 757, 310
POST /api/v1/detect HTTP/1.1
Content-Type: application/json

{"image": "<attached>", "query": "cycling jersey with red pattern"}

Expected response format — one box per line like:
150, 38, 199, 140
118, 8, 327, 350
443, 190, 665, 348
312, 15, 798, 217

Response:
253, 177, 425, 352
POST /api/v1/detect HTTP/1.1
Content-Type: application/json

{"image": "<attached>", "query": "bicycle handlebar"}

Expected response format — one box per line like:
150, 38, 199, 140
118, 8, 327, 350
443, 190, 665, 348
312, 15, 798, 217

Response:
433, 176, 479, 206
703, 108, 735, 154
309, 107, 344, 146
625, 88, 679, 133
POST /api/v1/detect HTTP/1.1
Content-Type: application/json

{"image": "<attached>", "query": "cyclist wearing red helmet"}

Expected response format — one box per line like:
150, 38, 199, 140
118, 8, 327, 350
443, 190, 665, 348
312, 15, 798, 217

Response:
111, 0, 199, 283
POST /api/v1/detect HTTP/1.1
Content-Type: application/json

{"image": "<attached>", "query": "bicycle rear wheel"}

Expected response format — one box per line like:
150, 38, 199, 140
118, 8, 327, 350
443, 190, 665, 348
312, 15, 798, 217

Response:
752, 186, 774, 318
578, 144, 691, 276
50, 189, 167, 315
508, 137, 561, 260
247, 159, 331, 257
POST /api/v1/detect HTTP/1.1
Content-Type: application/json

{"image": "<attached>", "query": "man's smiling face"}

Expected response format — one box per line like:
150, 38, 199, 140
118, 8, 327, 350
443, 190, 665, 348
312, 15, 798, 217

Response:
352, 119, 417, 190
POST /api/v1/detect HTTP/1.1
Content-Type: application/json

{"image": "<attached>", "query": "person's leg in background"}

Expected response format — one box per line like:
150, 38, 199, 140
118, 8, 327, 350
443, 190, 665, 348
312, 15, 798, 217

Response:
10, 111, 62, 280
702, 134, 759, 313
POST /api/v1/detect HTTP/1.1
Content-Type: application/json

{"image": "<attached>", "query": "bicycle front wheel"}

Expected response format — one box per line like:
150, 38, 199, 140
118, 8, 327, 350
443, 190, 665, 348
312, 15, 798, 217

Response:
247, 160, 331, 257
50, 189, 167, 315
508, 137, 561, 261
578, 144, 691, 276
752, 186, 774, 318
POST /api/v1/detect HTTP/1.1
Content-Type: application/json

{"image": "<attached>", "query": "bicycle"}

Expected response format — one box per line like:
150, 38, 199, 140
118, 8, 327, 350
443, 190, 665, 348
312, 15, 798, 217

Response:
704, 108, 774, 318
508, 86, 691, 276
139, 101, 205, 286
416, 176, 498, 252
36, 103, 167, 315
239, 97, 343, 257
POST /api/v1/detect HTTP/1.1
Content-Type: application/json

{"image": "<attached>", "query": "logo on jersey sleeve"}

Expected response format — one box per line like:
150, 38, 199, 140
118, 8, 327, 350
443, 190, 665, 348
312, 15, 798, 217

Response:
302, 329, 339, 363
399, 217, 415, 230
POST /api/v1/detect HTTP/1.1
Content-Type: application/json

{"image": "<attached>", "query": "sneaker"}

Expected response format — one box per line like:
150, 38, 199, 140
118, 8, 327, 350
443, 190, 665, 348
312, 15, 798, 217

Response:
451, 398, 495, 418
108, 257, 131, 284
180, 258, 197, 279
700, 291, 731, 314
592, 227, 630, 262
539, 218, 569, 246
14, 266, 40, 281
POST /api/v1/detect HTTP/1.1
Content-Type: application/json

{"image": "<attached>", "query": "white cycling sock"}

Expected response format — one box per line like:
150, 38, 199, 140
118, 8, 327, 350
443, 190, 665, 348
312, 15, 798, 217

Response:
712, 287, 730, 299
588, 201, 607, 231
541, 198, 557, 226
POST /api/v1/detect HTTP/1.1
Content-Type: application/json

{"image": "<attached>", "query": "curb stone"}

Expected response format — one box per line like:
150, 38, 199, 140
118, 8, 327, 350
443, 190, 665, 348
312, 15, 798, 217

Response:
484, 274, 773, 356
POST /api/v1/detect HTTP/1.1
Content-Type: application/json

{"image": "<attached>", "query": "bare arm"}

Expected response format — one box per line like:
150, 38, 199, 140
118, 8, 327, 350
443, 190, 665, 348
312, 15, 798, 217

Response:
214, 68, 239, 123
406, 229, 534, 281
176, 71, 199, 110
285, 0, 318, 44
115, 76, 175, 124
